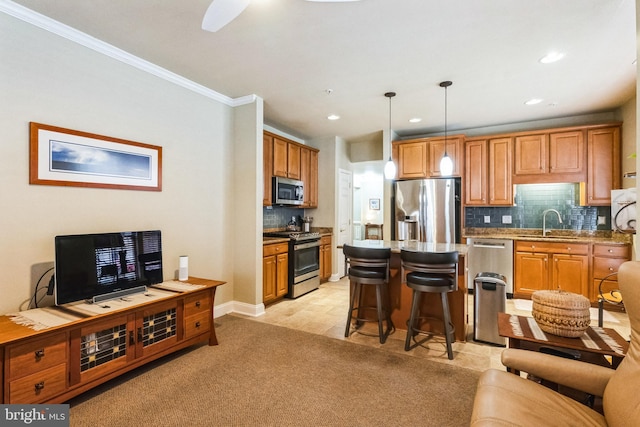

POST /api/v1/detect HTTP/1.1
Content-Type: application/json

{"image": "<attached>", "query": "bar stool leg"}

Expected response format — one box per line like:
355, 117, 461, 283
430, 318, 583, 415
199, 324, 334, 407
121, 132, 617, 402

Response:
345, 281, 360, 338
405, 289, 421, 351
375, 284, 386, 344
441, 292, 454, 360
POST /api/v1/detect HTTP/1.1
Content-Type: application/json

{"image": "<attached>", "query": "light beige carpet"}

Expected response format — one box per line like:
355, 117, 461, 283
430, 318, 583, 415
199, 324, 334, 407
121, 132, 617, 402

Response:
68, 315, 480, 426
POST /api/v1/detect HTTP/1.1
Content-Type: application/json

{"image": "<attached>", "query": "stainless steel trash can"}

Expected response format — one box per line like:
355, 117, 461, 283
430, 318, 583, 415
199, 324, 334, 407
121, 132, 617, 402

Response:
474, 272, 507, 346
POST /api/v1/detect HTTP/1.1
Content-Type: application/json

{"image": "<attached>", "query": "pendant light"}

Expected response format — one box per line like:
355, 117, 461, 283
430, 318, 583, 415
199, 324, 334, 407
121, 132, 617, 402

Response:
439, 81, 454, 176
383, 91, 397, 180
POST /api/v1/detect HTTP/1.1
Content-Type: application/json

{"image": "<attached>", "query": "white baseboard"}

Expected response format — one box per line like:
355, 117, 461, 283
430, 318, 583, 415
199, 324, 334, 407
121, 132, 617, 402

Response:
328, 273, 342, 282
215, 300, 265, 318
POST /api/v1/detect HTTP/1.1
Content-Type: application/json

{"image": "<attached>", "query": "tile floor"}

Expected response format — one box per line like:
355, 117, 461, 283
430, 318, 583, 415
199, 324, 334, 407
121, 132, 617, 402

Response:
243, 277, 631, 372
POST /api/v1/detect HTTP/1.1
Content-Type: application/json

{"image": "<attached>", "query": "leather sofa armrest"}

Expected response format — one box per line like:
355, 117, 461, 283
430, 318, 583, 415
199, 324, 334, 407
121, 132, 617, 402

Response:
501, 349, 614, 397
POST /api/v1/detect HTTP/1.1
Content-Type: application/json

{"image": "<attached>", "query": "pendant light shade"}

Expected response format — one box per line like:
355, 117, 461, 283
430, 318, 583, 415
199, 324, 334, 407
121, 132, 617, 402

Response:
384, 91, 396, 180
439, 81, 453, 176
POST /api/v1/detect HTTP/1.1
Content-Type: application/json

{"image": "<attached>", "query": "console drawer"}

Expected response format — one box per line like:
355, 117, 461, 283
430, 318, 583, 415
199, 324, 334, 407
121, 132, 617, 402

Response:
184, 292, 211, 317
184, 311, 210, 339
8, 363, 67, 404
8, 333, 67, 380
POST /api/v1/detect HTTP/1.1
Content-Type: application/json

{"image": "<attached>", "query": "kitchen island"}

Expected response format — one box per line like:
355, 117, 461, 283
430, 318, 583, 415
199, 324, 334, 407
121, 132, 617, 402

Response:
346, 240, 469, 342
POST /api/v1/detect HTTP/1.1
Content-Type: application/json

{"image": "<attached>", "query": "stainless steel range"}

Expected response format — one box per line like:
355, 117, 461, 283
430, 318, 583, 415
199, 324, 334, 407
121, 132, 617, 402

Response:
264, 231, 321, 298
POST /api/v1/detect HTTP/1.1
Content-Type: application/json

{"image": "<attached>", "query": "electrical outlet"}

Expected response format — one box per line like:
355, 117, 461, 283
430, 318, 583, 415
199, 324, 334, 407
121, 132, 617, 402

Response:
502, 215, 512, 224
598, 216, 606, 225
484, 216, 491, 223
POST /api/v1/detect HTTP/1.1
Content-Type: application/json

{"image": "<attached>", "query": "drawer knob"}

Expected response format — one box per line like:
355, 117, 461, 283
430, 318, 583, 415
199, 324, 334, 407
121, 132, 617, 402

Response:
609, 267, 614, 271
34, 349, 45, 359
195, 301, 201, 308
34, 381, 45, 391
608, 249, 613, 253
195, 321, 201, 328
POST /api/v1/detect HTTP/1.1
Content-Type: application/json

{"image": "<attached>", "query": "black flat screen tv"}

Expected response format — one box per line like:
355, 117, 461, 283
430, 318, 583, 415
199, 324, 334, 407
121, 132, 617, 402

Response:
54, 230, 163, 305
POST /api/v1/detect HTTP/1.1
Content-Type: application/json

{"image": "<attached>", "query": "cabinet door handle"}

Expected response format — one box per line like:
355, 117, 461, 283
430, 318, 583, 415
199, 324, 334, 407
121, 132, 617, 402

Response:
195, 321, 201, 328
34, 381, 45, 391
34, 349, 45, 359
195, 301, 201, 308
129, 331, 135, 346
137, 327, 143, 342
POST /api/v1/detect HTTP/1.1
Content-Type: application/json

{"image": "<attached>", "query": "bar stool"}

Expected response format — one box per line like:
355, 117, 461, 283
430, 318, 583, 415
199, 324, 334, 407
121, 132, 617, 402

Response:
400, 249, 458, 359
343, 244, 394, 344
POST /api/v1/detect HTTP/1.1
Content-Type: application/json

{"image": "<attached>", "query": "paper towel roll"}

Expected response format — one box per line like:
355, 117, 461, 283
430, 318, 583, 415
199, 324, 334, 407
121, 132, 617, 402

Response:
179, 256, 188, 281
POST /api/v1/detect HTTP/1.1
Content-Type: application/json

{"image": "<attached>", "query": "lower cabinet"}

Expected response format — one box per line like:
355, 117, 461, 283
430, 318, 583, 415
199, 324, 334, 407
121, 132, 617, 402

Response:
263, 242, 289, 305
591, 243, 631, 303
1, 281, 221, 404
320, 235, 332, 282
514, 240, 589, 298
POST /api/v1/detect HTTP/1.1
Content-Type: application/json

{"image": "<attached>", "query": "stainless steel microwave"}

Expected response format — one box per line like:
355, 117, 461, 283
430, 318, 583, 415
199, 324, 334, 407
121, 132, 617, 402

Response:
273, 177, 304, 206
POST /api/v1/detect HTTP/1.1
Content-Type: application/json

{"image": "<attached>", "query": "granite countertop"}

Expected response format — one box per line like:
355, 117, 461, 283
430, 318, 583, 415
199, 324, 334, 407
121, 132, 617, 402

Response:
347, 240, 469, 255
463, 228, 633, 245
262, 227, 333, 245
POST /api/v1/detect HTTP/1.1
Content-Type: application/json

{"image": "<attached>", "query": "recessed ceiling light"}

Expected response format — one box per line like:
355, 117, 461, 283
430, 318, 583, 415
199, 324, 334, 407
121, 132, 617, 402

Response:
327, 114, 340, 120
539, 52, 565, 64
525, 98, 543, 106
409, 118, 422, 123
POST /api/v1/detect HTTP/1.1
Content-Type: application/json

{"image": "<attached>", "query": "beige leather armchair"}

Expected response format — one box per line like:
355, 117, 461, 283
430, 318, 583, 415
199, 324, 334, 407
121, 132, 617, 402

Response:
470, 261, 640, 426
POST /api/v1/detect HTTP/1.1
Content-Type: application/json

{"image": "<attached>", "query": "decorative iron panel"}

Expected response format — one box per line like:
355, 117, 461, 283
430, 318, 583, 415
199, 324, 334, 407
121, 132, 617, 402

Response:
142, 308, 177, 347
80, 323, 127, 372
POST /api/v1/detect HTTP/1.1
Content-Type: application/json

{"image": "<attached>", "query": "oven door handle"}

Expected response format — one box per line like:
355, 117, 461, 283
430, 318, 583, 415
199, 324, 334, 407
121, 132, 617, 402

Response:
293, 240, 321, 250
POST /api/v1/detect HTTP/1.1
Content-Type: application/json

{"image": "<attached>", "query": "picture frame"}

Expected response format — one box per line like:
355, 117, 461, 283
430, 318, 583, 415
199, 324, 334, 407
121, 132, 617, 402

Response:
29, 122, 162, 191
369, 198, 380, 210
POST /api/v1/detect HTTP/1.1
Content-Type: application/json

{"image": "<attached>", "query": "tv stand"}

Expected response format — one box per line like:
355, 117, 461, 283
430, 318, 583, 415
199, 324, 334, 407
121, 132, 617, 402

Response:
0, 277, 225, 404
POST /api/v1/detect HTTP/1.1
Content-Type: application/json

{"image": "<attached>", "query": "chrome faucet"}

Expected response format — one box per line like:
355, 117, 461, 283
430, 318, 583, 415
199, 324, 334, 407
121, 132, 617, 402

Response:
542, 209, 563, 237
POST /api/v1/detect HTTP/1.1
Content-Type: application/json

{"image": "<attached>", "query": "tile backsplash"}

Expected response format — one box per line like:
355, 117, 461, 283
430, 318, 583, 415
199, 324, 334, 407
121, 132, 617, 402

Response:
263, 206, 304, 230
464, 183, 611, 231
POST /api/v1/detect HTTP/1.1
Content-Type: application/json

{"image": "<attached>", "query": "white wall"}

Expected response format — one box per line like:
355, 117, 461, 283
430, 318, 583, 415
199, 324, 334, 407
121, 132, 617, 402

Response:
0, 13, 258, 313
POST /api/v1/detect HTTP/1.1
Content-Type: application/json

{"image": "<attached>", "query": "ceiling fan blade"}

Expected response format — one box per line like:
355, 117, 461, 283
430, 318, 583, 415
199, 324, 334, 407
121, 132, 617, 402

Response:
202, 0, 251, 33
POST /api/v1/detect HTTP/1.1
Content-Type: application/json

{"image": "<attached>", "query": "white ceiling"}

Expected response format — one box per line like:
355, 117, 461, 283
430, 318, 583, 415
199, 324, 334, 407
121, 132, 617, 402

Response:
7, 0, 638, 143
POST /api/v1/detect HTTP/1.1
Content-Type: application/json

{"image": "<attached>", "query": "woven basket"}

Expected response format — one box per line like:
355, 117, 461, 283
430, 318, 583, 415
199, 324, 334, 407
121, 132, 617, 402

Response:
531, 290, 590, 338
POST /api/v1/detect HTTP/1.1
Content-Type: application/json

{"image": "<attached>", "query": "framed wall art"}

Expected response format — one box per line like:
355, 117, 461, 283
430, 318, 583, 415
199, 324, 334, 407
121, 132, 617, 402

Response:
369, 198, 380, 210
29, 122, 162, 191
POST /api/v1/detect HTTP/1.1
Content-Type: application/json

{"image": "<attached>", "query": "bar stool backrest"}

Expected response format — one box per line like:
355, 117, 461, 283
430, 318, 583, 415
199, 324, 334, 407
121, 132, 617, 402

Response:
343, 244, 391, 282
400, 250, 458, 287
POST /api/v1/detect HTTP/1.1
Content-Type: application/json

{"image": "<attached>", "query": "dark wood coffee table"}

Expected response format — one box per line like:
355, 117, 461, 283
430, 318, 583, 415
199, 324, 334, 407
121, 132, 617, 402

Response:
498, 313, 629, 370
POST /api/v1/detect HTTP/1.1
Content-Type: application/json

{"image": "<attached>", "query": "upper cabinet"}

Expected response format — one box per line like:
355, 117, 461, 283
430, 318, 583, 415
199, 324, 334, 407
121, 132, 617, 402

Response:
393, 136, 463, 179
465, 137, 513, 206
581, 126, 621, 206
513, 130, 586, 183
264, 131, 319, 208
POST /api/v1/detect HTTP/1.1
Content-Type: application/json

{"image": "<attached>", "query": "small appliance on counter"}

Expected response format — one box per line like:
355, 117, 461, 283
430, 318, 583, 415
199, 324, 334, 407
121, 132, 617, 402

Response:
302, 216, 313, 233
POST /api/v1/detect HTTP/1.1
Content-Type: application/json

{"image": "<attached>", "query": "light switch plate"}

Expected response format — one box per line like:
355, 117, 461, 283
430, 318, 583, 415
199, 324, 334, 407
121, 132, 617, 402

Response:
484, 215, 491, 223
502, 215, 512, 224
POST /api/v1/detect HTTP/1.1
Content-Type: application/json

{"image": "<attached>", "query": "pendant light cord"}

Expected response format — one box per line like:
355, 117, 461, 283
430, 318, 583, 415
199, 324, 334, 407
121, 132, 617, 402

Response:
385, 92, 396, 160
439, 81, 452, 157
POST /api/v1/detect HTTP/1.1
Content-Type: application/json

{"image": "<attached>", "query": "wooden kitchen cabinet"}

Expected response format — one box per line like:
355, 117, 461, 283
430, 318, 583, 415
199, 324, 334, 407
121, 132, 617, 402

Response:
272, 136, 288, 178
308, 150, 318, 208
395, 139, 429, 179
263, 242, 289, 305
591, 243, 630, 303
582, 126, 621, 206
287, 143, 301, 180
488, 137, 513, 205
513, 130, 586, 184
263, 134, 273, 206
429, 135, 463, 177
264, 131, 319, 208
465, 137, 512, 206
319, 235, 332, 282
514, 240, 589, 299
464, 139, 487, 205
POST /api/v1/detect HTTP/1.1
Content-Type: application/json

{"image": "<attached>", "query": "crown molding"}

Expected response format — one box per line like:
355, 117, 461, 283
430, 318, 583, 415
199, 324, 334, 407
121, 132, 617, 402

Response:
0, 0, 256, 107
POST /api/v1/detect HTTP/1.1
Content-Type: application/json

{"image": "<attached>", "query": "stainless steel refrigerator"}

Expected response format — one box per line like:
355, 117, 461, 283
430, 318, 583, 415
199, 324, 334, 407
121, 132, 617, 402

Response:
393, 178, 461, 243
